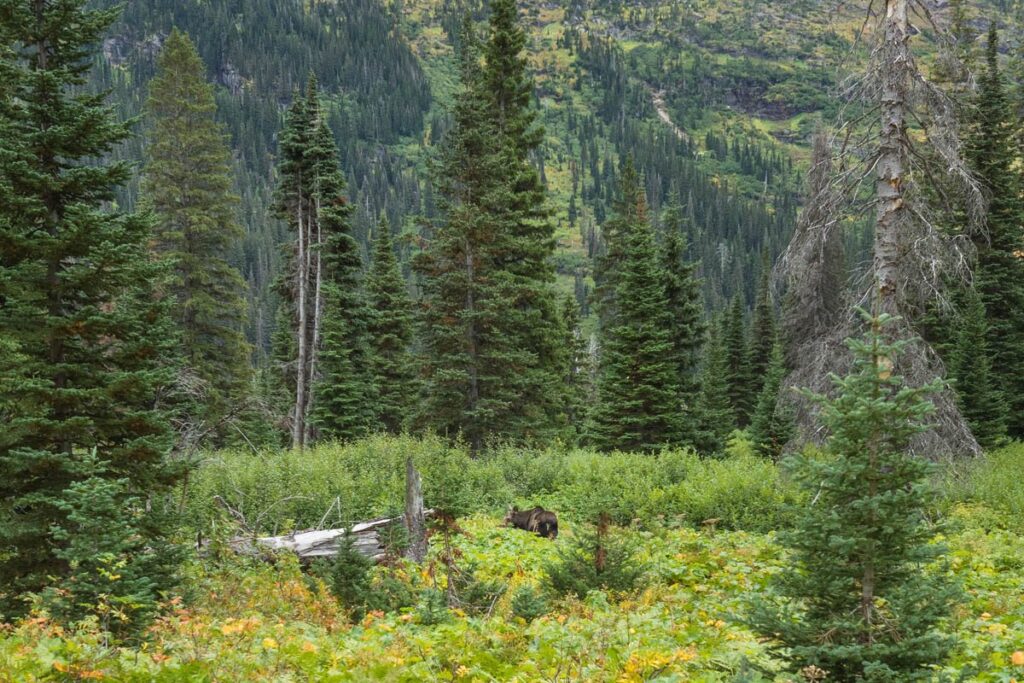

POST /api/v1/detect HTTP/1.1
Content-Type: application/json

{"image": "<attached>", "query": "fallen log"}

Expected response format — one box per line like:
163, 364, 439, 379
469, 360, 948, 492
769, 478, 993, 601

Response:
229, 511, 434, 563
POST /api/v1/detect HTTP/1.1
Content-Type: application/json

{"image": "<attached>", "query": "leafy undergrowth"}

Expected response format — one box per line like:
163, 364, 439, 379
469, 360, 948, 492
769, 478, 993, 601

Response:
3, 513, 1024, 682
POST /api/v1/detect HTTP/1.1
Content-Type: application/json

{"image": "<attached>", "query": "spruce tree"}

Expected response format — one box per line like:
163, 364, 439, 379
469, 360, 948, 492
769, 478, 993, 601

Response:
659, 203, 705, 447
748, 342, 795, 460
588, 160, 682, 452
415, 13, 562, 450
366, 216, 415, 435
748, 313, 961, 681
694, 318, 736, 455
143, 29, 252, 437
723, 296, 755, 425
949, 290, 1008, 449
748, 252, 778, 381
306, 97, 376, 442
967, 24, 1024, 439
0, 0, 181, 621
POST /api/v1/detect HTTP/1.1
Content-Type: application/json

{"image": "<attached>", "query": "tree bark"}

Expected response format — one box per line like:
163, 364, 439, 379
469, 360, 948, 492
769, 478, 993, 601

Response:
292, 183, 308, 450
405, 457, 427, 563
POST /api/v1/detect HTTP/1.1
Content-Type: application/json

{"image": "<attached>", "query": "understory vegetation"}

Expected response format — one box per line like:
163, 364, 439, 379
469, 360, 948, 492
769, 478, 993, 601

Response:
2, 439, 1024, 681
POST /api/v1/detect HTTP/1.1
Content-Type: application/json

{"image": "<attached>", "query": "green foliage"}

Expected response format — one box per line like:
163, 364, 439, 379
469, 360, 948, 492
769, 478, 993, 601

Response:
589, 159, 684, 452
748, 342, 795, 460
723, 296, 755, 425
938, 443, 1024, 531
560, 293, 591, 443
42, 452, 181, 640
748, 313, 962, 681
695, 318, 737, 454
545, 523, 644, 599
143, 28, 252, 438
966, 23, 1024, 439
949, 290, 1008, 449
365, 216, 415, 434
323, 530, 373, 618
0, 0, 182, 622
510, 584, 549, 622
415, 589, 451, 625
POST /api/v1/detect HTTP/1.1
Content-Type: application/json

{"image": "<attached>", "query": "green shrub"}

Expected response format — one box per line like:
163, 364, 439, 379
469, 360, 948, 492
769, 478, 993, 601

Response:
545, 523, 644, 598
937, 443, 1024, 530
510, 584, 549, 622
415, 589, 450, 625
322, 531, 373, 618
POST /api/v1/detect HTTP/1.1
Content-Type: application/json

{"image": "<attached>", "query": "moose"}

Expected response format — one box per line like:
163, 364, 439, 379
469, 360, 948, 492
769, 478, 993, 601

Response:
503, 505, 558, 539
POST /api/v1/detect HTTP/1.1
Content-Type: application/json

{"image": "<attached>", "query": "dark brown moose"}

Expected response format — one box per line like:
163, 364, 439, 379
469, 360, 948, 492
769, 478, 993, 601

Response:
503, 505, 558, 539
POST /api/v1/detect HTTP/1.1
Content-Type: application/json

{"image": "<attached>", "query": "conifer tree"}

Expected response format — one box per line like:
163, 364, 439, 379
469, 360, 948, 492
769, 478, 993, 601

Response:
274, 77, 375, 445
588, 160, 682, 452
560, 293, 590, 442
0, 0, 180, 620
949, 290, 1008, 449
749, 253, 778, 381
967, 24, 1024, 439
415, 12, 562, 450
143, 29, 252, 437
748, 342, 795, 460
694, 318, 736, 455
366, 216, 415, 435
723, 296, 755, 425
748, 312, 960, 681
659, 203, 705, 447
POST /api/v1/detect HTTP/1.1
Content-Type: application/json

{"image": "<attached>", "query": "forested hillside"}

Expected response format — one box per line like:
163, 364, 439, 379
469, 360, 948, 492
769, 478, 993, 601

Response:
5, 0, 1024, 679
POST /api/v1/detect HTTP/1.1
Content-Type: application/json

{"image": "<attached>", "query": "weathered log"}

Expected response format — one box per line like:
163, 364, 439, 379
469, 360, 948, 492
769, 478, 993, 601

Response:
230, 511, 434, 563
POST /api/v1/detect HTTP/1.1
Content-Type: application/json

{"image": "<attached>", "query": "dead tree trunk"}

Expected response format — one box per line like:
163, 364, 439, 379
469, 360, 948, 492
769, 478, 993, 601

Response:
292, 187, 309, 450
405, 457, 427, 563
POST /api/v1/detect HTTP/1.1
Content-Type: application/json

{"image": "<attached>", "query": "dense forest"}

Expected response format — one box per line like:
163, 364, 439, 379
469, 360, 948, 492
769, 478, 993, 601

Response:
3, 0, 1024, 679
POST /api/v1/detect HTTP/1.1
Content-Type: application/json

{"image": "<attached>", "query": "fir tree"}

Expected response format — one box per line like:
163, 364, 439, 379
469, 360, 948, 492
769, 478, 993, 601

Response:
0, 0, 181, 620
366, 216, 415, 435
588, 159, 682, 452
748, 252, 778, 382
306, 95, 376, 441
415, 13, 562, 450
967, 24, 1024, 439
748, 313, 961, 680
748, 342, 794, 460
143, 29, 252, 438
659, 203, 705, 447
694, 318, 736, 455
949, 290, 1008, 449
723, 296, 755, 425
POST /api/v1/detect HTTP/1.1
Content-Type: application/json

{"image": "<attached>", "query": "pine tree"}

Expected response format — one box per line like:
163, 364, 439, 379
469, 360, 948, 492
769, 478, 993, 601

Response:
0, 0, 181, 620
723, 296, 755, 425
967, 24, 1024, 439
949, 290, 1008, 449
694, 318, 736, 455
588, 159, 682, 452
659, 203, 705, 447
366, 216, 415, 435
748, 313, 961, 680
415, 13, 562, 451
748, 342, 795, 460
143, 29, 252, 438
748, 252, 778, 381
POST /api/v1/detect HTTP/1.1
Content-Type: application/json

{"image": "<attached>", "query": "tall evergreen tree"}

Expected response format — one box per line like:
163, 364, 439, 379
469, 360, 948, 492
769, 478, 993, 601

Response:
659, 203, 705, 447
588, 160, 682, 452
0, 0, 181, 621
694, 318, 736, 455
748, 313, 961, 680
560, 293, 589, 443
366, 216, 415, 435
967, 24, 1024, 439
415, 12, 562, 451
723, 296, 755, 425
143, 29, 252, 436
274, 77, 375, 445
748, 342, 795, 460
748, 252, 778, 381
949, 290, 1008, 449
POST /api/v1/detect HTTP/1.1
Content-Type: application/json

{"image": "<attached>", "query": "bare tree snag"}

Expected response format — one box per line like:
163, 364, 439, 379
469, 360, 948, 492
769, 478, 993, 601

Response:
405, 457, 428, 563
